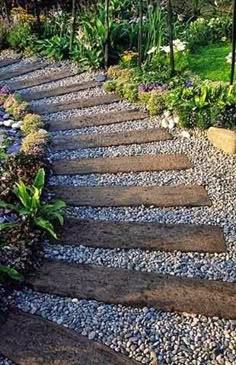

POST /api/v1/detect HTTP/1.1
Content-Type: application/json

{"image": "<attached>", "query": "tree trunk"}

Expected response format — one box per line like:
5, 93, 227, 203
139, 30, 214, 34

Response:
34, 0, 41, 32
167, 0, 175, 76
2, 0, 10, 24
69, 0, 77, 53
138, 0, 143, 68
230, 0, 236, 85
104, 0, 110, 71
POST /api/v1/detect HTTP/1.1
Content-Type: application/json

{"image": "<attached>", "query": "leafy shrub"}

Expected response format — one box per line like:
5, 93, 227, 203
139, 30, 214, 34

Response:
0, 152, 47, 202
0, 168, 66, 240
21, 129, 49, 156
146, 91, 167, 116
36, 35, 70, 60
166, 81, 236, 128
21, 114, 44, 135
187, 16, 232, 51
103, 80, 117, 93
3, 94, 29, 120
6, 23, 37, 52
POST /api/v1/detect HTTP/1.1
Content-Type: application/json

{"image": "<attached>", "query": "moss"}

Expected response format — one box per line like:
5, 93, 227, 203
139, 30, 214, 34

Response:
21, 113, 44, 135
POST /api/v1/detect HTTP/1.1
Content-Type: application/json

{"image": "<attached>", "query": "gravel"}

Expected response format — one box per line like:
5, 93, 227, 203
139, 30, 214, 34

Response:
1, 57, 236, 365
7, 289, 236, 365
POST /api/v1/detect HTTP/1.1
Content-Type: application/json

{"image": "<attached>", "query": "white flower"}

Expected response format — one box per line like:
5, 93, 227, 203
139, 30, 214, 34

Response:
147, 46, 158, 55
160, 45, 170, 54
226, 52, 232, 64
221, 36, 227, 42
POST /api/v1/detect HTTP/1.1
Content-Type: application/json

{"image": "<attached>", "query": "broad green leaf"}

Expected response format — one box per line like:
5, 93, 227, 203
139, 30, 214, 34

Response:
34, 217, 58, 240
33, 168, 45, 191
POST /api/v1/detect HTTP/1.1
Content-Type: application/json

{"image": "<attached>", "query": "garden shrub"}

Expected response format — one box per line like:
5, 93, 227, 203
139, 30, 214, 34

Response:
187, 16, 232, 51
4, 94, 29, 120
146, 91, 167, 116
21, 129, 49, 155
103, 80, 117, 93
6, 23, 37, 52
21, 114, 44, 135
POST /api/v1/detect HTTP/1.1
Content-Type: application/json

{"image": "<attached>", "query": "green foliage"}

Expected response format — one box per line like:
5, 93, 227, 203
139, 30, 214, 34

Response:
187, 16, 232, 50
146, 91, 167, 116
21, 114, 44, 135
36, 35, 70, 60
21, 129, 48, 156
6, 23, 37, 52
188, 43, 231, 82
3, 93, 29, 120
166, 81, 236, 128
0, 168, 66, 239
103, 80, 117, 93
0, 265, 23, 284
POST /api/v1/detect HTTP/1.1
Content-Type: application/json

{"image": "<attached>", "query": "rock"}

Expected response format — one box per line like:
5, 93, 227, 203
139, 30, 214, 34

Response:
3, 120, 14, 127
95, 74, 107, 83
168, 119, 176, 130
181, 131, 191, 138
163, 110, 171, 118
3, 113, 10, 120
208, 127, 236, 155
161, 119, 169, 129
88, 331, 96, 340
11, 122, 22, 129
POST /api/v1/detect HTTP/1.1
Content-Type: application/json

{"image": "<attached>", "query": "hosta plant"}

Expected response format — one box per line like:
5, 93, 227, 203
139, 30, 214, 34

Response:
0, 168, 66, 239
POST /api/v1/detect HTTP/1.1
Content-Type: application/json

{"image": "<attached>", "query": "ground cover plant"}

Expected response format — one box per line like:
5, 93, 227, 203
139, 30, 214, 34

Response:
0, 85, 66, 311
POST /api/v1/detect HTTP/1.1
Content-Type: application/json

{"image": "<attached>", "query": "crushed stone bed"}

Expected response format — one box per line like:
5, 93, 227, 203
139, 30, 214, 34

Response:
7, 289, 236, 365
1, 59, 235, 365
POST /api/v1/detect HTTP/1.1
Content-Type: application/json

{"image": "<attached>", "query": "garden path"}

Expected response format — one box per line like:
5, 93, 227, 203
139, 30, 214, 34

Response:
0, 57, 235, 365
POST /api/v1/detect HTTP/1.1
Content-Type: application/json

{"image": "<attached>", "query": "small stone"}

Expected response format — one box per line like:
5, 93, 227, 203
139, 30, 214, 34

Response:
12, 121, 22, 129
181, 130, 191, 138
71, 298, 79, 304
88, 331, 96, 340
3, 120, 14, 127
95, 74, 107, 83
161, 119, 169, 129
168, 119, 176, 130
3, 113, 9, 120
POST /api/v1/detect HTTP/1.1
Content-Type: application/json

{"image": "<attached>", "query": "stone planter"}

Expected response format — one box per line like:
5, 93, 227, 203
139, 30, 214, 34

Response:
208, 127, 236, 155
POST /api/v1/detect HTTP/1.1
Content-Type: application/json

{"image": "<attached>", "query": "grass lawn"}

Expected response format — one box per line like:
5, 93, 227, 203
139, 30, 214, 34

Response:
188, 43, 232, 82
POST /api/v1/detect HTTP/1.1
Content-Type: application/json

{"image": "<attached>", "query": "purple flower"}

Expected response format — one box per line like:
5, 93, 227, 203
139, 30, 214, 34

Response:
138, 82, 168, 93
0, 85, 10, 95
185, 80, 194, 88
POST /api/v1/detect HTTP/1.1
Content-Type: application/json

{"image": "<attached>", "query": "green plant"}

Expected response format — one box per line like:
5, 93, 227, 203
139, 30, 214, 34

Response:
166, 81, 236, 128
21, 129, 48, 155
6, 23, 37, 52
146, 91, 167, 116
0, 265, 23, 284
103, 80, 117, 93
0, 168, 66, 239
36, 35, 70, 60
21, 114, 44, 135
3, 93, 28, 120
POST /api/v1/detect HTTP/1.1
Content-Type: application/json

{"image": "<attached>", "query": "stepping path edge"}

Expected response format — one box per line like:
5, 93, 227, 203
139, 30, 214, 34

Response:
0, 309, 141, 365
23, 80, 98, 101
55, 218, 226, 253
52, 154, 192, 175
7, 70, 78, 91
50, 185, 212, 207
51, 128, 173, 151
0, 57, 21, 68
27, 261, 236, 319
0, 60, 49, 81
30, 94, 121, 114
48, 110, 148, 131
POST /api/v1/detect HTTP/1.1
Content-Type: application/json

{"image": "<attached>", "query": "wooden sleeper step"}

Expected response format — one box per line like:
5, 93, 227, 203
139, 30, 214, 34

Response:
0, 57, 21, 68
0, 309, 140, 365
52, 154, 192, 175
24, 80, 98, 101
57, 218, 226, 253
50, 185, 212, 207
8, 69, 77, 91
48, 110, 148, 131
31, 94, 121, 114
52, 127, 172, 151
27, 261, 236, 319
0, 60, 49, 81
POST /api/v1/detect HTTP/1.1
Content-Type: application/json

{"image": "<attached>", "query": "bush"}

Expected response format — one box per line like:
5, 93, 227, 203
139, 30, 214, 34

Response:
187, 16, 232, 51
21, 114, 44, 135
3, 94, 29, 120
166, 81, 236, 129
6, 23, 37, 52
21, 129, 49, 155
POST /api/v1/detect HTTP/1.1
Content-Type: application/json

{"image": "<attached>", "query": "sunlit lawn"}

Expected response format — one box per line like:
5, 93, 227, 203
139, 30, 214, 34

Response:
188, 43, 232, 82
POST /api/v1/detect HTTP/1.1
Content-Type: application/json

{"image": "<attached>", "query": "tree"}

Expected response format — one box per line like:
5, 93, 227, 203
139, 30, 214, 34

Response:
105, 0, 110, 70
69, 0, 77, 53
167, 0, 175, 76
138, 0, 143, 68
230, 0, 236, 84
